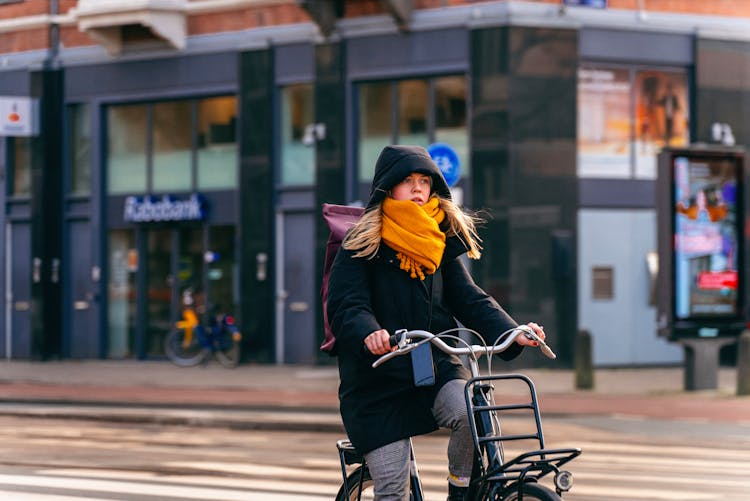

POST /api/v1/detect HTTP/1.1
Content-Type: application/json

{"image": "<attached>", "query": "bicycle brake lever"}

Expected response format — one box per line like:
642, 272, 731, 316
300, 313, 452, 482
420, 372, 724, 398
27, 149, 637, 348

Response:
518, 325, 557, 360
538, 341, 557, 359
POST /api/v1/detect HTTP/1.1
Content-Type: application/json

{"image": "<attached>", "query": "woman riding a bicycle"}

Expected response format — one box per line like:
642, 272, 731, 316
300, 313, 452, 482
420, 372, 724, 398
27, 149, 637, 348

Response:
327, 145, 545, 501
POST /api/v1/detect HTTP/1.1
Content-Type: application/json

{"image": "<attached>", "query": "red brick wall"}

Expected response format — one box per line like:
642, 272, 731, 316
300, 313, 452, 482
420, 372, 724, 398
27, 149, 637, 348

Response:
2, 0, 750, 54
610, 0, 748, 17
0, 27, 48, 52
187, 3, 311, 35
0, 1, 49, 19
59, 25, 95, 49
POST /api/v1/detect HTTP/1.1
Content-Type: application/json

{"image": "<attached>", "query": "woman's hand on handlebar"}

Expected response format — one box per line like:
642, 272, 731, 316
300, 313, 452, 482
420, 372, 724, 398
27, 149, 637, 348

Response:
515, 322, 545, 347
364, 329, 395, 355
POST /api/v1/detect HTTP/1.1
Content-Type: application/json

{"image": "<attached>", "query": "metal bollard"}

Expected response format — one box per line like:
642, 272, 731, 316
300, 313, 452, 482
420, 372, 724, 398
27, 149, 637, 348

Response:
737, 330, 750, 396
575, 329, 594, 390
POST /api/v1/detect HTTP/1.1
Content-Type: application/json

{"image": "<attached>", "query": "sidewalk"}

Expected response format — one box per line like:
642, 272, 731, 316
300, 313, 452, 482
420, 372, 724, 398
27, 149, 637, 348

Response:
0, 360, 748, 431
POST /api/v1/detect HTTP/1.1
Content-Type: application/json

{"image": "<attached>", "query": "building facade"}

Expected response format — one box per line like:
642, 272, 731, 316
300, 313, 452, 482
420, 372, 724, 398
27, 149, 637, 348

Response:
0, 0, 749, 366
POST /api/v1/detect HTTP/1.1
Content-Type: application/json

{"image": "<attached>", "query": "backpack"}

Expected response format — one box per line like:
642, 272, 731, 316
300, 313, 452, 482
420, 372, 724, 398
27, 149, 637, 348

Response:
320, 203, 364, 355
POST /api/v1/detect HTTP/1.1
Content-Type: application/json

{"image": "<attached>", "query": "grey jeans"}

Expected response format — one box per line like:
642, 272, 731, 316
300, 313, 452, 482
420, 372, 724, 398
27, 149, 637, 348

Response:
362, 379, 473, 501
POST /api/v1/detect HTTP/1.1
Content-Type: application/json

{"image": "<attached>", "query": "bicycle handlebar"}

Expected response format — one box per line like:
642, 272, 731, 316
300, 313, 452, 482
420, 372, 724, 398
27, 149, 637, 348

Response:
372, 325, 556, 369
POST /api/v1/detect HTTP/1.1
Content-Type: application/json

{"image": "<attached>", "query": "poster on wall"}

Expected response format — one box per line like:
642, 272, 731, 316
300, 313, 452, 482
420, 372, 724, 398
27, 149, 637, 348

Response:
577, 67, 631, 177
635, 71, 690, 178
673, 156, 740, 319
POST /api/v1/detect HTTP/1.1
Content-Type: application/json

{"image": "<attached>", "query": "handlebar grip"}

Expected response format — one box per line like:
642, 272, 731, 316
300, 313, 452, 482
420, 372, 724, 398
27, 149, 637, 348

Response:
540, 343, 557, 359
364, 332, 403, 356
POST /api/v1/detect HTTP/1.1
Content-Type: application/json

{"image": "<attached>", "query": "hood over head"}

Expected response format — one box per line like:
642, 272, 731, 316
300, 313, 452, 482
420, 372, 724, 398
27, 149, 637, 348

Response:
366, 145, 452, 210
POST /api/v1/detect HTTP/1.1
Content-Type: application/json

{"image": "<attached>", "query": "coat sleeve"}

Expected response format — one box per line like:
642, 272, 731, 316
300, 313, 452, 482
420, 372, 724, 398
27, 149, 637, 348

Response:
327, 247, 382, 355
441, 256, 523, 361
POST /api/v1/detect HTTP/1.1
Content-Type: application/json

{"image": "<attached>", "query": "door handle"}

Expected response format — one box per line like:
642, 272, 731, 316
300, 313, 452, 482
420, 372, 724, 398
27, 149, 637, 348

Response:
289, 301, 309, 312
74, 301, 90, 311
14, 301, 30, 311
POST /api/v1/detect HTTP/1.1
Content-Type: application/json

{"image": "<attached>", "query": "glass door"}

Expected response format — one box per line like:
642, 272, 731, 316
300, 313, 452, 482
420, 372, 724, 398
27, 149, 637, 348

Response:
107, 225, 236, 359
177, 227, 204, 316
205, 226, 236, 318
145, 229, 173, 357
107, 229, 137, 358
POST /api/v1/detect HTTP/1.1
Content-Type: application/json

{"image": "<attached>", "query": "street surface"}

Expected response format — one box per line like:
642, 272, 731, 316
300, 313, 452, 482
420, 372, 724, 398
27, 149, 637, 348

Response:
0, 414, 748, 500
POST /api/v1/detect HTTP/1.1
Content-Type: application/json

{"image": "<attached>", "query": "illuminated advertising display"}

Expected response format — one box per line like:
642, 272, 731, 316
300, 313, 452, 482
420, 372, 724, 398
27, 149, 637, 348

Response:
671, 154, 743, 321
656, 147, 745, 340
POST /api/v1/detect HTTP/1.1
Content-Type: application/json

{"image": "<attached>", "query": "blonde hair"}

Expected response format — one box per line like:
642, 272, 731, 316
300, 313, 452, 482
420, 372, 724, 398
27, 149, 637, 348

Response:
343, 195, 483, 260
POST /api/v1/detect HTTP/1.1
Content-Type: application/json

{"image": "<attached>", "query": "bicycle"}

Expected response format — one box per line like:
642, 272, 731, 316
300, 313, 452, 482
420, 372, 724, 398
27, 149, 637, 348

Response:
163, 290, 242, 368
334, 326, 581, 501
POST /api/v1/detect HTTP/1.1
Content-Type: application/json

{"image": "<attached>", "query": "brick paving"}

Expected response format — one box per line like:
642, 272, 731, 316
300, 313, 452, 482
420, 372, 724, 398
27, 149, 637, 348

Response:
0, 361, 747, 427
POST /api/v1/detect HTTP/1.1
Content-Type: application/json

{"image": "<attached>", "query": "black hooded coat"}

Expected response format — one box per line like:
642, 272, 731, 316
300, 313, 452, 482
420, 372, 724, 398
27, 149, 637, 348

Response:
327, 145, 522, 455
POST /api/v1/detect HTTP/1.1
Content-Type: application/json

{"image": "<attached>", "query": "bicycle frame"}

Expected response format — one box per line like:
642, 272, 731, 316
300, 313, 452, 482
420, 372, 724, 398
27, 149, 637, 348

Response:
175, 307, 200, 347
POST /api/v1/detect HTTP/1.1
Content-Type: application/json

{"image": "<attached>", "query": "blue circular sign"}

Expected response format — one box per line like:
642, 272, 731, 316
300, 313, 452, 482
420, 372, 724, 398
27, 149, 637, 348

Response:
427, 143, 461, 187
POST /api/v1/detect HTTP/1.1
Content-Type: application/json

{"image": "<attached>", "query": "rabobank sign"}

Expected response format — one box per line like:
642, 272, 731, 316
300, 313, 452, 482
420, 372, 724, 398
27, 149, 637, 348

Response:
0, 96, 39, 137
124, 194, 205, 223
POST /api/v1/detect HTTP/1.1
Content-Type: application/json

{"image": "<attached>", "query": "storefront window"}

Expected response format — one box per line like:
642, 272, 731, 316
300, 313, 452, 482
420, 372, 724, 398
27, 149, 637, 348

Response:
107, 229, 137, 358
108, 104, 148, 193
359, 82, 392, 183
69, 104, 91, 195
153, 101, 192, 192
280, 84, 314, 186
207, 226, 236, 315
8, 136, 31, 196
358, 76, 469, 187
398, 79, 429, 147
197, 96, 238, 190
435, 76, 469, 179
578, 66, 689, 179
108, 96, 237, 195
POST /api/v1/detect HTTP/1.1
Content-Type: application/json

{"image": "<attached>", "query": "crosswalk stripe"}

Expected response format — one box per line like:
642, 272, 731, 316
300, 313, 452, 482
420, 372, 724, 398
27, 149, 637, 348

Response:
0, 474, 329, 501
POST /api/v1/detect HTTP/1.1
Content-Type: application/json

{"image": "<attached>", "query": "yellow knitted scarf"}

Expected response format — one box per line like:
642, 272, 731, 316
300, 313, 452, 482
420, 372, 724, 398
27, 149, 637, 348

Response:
381, 197, 446, 280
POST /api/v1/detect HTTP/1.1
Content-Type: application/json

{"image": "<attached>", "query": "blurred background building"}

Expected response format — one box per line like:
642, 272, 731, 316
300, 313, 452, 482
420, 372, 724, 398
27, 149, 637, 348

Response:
0, 0, 748, 367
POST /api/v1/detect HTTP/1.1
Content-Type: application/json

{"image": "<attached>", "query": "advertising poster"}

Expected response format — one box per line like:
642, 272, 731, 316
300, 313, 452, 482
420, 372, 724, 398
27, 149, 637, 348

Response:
635, 71, 689, 177
577, 67, 631, 177
673, 156, 740, 319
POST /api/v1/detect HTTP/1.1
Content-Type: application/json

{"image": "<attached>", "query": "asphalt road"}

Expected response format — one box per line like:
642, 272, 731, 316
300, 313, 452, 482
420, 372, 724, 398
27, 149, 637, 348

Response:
0, 413, 748, 501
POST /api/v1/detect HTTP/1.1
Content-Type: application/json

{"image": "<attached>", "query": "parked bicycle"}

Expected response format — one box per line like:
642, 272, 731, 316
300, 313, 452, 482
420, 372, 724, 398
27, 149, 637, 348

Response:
335, 325, 581, 501
164, 289, 242, 368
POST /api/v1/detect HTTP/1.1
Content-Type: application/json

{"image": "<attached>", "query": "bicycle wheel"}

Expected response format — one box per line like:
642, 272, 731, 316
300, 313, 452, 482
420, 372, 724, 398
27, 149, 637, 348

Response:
213, 326, 241, 368
164, 328, 209, 367
335, 465, 374, 501
335, 466, 418, 501
499, 482, 562, 501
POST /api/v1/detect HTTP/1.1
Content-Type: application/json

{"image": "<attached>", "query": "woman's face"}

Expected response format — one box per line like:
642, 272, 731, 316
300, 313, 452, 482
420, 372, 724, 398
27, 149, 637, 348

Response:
390, 173, 432, 205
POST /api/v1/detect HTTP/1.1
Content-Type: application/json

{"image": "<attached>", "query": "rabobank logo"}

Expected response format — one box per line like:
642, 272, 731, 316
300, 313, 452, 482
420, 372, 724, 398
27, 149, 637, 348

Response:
123, 194, 206, 223
0, 96, 38, 136
8, 104, 20, 123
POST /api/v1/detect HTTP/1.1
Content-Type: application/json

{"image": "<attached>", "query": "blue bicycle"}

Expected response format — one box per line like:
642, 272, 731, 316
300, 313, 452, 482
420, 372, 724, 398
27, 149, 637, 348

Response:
164, 290, 242, 368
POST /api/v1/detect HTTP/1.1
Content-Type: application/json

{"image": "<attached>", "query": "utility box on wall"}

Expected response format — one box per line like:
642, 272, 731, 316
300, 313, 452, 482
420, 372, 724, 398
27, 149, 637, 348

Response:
656, 146, 746, 389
